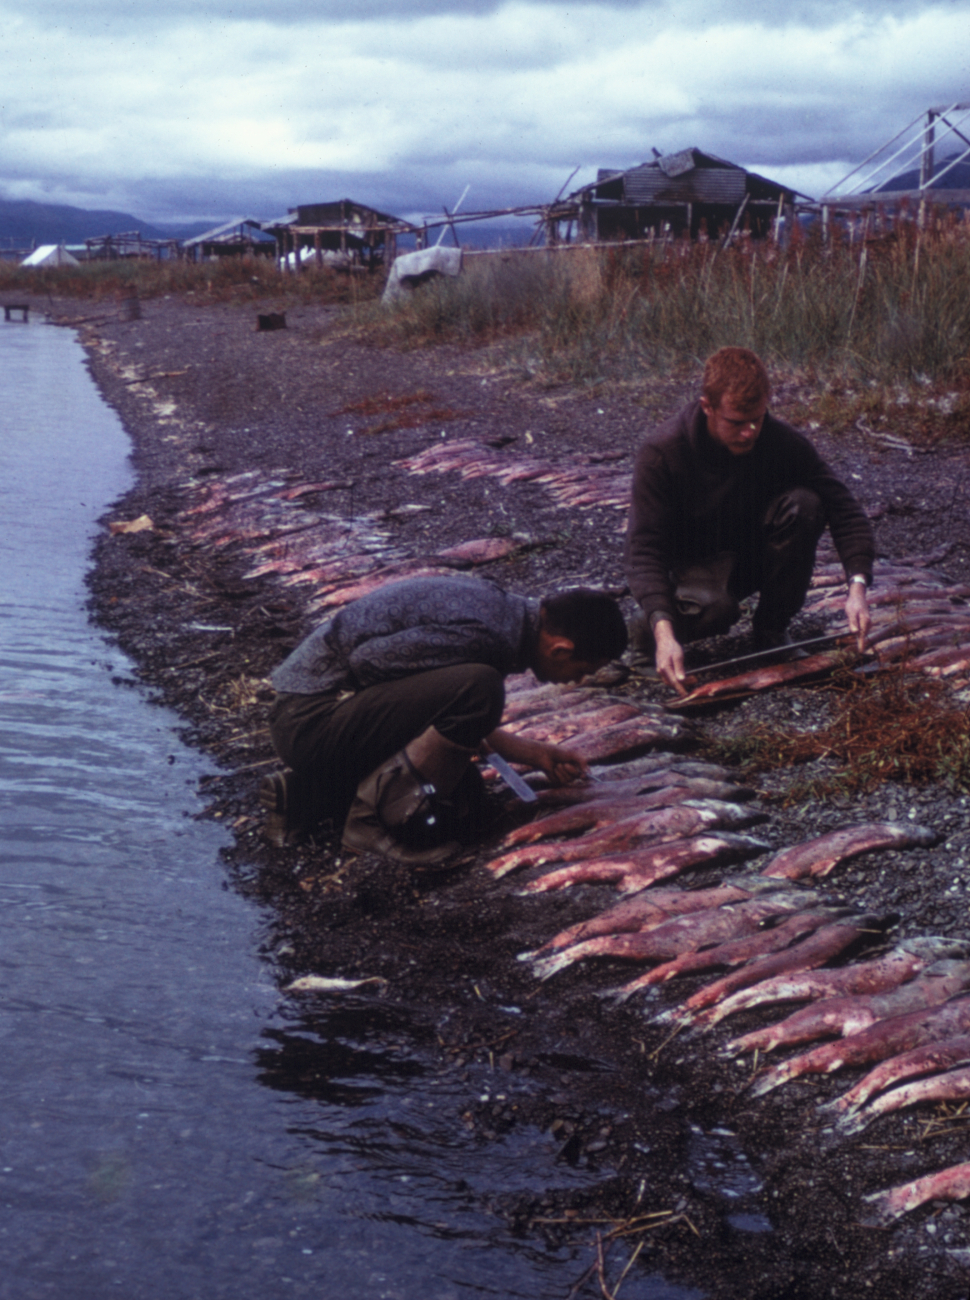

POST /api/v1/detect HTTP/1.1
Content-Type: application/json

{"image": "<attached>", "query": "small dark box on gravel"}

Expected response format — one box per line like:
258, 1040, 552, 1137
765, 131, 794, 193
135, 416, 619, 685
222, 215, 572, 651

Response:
257, 312, 287, 332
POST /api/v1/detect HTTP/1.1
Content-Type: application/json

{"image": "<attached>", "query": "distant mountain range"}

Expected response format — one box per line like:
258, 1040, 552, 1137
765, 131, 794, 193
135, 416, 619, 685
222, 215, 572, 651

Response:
0, 199, 219, 248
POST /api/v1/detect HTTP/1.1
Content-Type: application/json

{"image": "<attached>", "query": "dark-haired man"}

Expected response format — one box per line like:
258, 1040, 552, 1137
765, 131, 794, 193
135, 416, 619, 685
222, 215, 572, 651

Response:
626, 346, 874, 696
261, 574, 628, 862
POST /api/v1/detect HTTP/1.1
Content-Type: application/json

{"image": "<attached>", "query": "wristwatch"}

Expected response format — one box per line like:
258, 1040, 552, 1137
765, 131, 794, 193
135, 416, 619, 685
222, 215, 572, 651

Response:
848, 574, 868, 587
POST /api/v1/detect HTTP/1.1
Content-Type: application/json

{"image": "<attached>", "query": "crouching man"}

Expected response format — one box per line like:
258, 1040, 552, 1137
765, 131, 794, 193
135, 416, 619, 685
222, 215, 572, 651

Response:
626, 346, 875, 696
260, 574, 628, 864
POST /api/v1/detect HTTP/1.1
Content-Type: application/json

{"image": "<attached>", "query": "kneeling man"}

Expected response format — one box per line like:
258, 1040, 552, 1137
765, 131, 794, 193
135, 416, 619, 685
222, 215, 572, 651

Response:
262, 574, 628, 862
626, 347, 874, 696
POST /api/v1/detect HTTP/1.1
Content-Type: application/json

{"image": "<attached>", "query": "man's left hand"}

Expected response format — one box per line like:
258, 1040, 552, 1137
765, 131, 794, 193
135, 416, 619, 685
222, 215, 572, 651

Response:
845, 582, 871, 651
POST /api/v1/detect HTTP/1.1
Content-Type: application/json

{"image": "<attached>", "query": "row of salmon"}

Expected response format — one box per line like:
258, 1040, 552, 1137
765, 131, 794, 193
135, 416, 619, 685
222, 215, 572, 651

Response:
495, 675, 970, 1226
174, 466, 549, 612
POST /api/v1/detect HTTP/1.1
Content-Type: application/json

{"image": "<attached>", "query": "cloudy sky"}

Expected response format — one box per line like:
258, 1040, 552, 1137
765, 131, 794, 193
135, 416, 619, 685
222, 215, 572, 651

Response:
1, 0, 968, 224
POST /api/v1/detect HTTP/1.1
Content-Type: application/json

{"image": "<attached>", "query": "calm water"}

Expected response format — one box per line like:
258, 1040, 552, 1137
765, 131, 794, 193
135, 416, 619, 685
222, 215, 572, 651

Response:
0, 318, 702, 1300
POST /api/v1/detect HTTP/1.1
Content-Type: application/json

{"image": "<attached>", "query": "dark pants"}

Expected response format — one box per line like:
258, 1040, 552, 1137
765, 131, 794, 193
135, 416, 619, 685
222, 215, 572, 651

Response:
268, 664, 506, 825
670, 488, 825, 644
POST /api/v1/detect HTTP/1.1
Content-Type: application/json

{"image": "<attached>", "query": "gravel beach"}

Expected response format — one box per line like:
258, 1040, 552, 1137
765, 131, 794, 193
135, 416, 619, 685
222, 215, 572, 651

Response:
48, 288, 970, 1298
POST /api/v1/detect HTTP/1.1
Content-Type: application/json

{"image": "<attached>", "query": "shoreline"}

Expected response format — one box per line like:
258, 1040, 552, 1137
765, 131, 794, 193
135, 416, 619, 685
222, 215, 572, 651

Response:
34, 290, 970, 1297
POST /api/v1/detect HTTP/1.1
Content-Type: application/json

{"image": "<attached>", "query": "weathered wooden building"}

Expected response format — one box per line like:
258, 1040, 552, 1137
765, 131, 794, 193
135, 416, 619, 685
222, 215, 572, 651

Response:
263, 199, 421, 270
547, 148, 802, 243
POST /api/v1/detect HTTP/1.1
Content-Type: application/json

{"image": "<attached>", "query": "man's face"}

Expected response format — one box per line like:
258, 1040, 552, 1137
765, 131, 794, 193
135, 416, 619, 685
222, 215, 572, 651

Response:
701, 392, 768, 456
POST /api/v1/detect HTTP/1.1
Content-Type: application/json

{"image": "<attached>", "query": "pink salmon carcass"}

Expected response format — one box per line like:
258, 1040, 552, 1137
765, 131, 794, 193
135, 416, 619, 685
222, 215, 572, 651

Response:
760, 821, 940, 880
672, 914, 890, 1027
487, 800, 767, 877
724, 959, 970, 1058
749, 992, 970, 1098
700, 935, 969, 1030
611, 907, 840, 1002
528, 892, 813, 982
838, 1063, 970, 1137
519, 832, 770, 894
825, 1033, 970, 1118
862, 1161, 970, 1225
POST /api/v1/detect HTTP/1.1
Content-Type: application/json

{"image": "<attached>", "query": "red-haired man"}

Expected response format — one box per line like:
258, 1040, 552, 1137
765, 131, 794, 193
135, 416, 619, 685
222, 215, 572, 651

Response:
626, 347, 873, 696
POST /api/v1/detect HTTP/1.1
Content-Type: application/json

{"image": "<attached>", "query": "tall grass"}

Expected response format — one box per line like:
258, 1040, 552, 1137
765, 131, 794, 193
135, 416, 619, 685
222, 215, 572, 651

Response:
366, 215, 970, 396
0, 255, 384, 305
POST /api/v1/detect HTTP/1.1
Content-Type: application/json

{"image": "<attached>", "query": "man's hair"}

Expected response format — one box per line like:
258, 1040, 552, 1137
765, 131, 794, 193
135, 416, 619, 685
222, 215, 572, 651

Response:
701, 347, 771, 411
541, 589, 628, 662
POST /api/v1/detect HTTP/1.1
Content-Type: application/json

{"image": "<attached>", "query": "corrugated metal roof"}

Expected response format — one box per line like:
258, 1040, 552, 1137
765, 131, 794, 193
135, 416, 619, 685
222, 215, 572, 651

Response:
622, 165, 746, 204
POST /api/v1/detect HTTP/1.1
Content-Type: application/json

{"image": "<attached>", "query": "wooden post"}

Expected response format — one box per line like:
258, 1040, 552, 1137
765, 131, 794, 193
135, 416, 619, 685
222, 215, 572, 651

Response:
314, 230, 321, 267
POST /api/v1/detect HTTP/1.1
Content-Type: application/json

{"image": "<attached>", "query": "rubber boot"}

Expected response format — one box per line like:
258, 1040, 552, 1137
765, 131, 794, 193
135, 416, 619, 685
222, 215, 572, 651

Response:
341, 727, 475, 864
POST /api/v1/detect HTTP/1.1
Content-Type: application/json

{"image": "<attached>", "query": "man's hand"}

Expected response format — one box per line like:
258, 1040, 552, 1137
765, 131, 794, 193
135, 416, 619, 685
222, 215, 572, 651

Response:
486, 729, 588, 786
845, 581, 871, 652
653, 618, 688, 697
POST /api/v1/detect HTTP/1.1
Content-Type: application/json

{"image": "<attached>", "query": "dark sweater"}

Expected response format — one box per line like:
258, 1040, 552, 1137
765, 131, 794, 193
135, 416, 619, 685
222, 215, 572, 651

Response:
625, 401, 875, 626
271, 575, 541, 695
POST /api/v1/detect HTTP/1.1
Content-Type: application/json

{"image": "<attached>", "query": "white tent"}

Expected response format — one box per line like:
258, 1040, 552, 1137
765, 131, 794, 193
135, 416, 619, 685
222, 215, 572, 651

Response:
21, 244, 80, 267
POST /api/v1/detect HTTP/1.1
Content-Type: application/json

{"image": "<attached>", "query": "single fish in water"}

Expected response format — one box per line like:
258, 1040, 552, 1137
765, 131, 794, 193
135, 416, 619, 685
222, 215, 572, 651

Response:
862, 1161, 970, 1225
519, 832, 771, 894
529, 893, 813, 982
724, 959, 970, 1058
286, 975, 387, 992
700, 935, 969, 1030
488, 800, 766, 877
748, 992, 970, 1098
760, 821, 940, 880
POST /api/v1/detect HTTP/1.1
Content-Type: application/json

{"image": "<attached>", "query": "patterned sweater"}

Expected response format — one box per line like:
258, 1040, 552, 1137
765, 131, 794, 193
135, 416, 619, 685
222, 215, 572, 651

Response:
270, 575, 541, 695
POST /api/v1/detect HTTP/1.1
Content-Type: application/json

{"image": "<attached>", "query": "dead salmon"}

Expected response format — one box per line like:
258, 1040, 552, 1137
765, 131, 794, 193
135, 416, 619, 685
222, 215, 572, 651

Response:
519, 832, 771, 894
588, 756, 732, 783
529, 893, 812, 982
760, 821, 940, 880
502, 703, 644, 744
726, 960, 970, 1058
748, 992, 970, 1098
525, 874, 787, 956
826, 1033, 970, 1117
675, 914, 890, 1026
665, 650, 847, 711
612, 908, 839, 1002
862, 1160, 970, 1224
434, 537, 530, 564
839, 1064, 970, 1138
502, 782, 754, 847
530, 772, 753, 808
488, 800, 767, 877
701, 936, 970, 1030
555, 715, 697, 762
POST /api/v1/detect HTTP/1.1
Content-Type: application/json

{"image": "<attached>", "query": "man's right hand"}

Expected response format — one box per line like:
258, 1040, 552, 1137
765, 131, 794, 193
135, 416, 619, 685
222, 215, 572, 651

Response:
653, 619, 688, 697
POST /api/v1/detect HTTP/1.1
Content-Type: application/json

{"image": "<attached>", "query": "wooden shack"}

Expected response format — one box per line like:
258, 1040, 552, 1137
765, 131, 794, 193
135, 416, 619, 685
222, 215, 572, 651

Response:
548, 148, 802, 243
263, 199, 421, 271
182, 218, 276, 261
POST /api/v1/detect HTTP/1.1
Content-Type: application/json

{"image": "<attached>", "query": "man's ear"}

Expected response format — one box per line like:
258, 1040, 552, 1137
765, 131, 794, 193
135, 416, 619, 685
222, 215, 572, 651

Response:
545, 633, 576, 661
